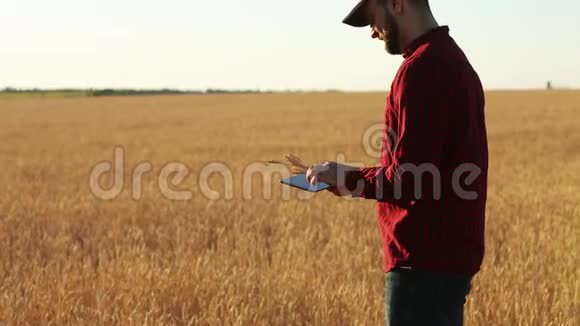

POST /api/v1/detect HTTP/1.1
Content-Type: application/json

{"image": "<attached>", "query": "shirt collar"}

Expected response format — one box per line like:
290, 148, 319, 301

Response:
402, 26, 450, 59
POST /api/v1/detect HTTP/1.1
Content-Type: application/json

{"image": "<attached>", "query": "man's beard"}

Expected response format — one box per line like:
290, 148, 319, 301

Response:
383, 12, 402, 54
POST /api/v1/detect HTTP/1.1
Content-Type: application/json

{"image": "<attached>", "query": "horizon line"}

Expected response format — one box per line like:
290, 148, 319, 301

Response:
2, 86, 578, 93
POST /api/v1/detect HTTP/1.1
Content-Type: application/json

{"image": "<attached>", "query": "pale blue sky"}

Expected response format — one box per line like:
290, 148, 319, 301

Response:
1, 0, 578, 91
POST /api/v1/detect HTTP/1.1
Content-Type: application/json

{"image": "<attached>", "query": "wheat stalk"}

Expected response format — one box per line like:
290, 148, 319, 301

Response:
265, 154, 310, 174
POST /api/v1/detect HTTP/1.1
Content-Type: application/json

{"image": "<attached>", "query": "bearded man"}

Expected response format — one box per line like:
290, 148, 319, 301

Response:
305, 1, 489, 325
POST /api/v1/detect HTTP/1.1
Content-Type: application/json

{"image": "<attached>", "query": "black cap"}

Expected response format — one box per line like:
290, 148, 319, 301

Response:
343, 0, 370, 27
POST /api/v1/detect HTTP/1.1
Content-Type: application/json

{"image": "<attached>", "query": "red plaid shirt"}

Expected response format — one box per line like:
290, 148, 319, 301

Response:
346, 26, 488, 275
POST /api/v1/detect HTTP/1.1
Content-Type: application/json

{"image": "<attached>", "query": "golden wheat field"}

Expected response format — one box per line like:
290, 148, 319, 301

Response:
0, 91, 578, 325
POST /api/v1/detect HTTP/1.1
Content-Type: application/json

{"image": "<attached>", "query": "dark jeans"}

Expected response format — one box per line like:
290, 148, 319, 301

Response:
384, 267, 473, 326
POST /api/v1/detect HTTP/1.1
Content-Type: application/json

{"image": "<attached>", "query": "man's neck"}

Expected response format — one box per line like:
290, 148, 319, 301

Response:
399, 12, 439, 52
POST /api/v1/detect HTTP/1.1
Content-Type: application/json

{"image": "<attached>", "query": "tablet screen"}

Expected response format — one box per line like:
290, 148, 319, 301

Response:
280, 174, 330, 192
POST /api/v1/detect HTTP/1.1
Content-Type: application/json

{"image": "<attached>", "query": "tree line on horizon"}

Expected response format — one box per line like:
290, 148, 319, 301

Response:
0, 87, 334, 97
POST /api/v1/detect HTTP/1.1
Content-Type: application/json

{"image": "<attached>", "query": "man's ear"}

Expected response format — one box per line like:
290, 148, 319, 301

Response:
387, 0, 404, 15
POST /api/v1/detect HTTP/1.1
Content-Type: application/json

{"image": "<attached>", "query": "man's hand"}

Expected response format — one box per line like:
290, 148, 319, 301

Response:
306, 162, 360, 197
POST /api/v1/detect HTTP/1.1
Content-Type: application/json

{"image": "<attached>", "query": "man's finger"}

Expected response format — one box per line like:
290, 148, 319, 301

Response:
310, 175, 318, 185
306, 164, 323, 185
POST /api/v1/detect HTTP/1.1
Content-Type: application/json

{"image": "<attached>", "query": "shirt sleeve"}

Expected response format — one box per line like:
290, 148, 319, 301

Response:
344, 57, 450, 203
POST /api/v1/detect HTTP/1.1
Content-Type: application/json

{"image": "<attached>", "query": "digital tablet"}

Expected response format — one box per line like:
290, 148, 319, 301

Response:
280, 174, 331, 192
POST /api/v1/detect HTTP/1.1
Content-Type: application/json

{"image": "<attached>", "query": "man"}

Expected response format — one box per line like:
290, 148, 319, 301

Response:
305, 0, 488, 325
